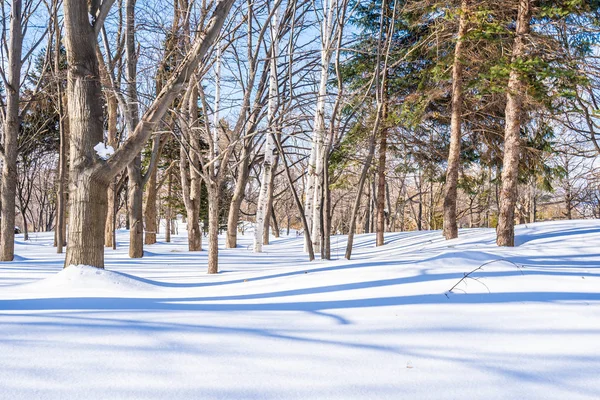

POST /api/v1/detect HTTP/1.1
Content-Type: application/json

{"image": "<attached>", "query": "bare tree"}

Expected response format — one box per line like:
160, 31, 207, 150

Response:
62, 0, 235, 268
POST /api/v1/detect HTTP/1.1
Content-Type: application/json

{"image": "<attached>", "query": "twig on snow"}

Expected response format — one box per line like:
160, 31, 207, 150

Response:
444, 258, 525, 298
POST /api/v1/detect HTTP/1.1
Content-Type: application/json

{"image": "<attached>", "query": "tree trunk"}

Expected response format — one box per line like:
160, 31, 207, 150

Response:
322, 150, 332, 259
276, 135, 314, 261
125, 0, 143, 258
65, 174, 109, 268
62, 0, 107, 267
55, 8, 68, 253
364, 182, 371, 234
207, 185, 219, 274
375, 104, 388, 246
345, 104, 381, 260
443, 0, 468, 240
22, 208, 29, 241
255, 16, 279, 252
255, 129, 275, 252
105, 178, 117, 247
226, 139, 251, 248
165, 170, 172, 243
180, 83, 203, 252
127, 156, 144, 257
263, 156, 278, 245
180, 144, 202, 251
271, 204, 280, 238
0, 0, 23, 262
497, 0, 531, 247
144, 163, 158, 244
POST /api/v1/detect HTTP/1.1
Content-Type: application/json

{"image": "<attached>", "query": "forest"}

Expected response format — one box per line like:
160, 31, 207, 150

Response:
1, 1, 600, 398
0, 0, 598, 271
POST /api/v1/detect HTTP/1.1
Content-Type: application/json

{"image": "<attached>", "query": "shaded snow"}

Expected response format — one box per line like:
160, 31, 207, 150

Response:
1, 220, 599, 399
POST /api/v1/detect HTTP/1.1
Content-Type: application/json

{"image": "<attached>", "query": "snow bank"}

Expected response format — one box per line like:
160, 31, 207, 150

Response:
22, 265, 156, 292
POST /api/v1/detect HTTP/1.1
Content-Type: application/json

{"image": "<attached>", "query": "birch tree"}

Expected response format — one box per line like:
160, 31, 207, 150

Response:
254, 4, 280, 253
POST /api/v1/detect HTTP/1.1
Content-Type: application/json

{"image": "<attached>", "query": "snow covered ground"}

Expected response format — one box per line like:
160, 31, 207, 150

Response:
1, 220, 599, 399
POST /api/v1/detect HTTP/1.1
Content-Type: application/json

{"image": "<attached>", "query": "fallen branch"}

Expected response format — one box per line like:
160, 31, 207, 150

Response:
445, 258, 525, 298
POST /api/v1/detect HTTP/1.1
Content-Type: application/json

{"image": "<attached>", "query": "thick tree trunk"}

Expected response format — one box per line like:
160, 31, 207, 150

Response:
497, 0, 531, 247
65, 174, 109, 267
443, 0, 468, 240
63, 0, 107, 267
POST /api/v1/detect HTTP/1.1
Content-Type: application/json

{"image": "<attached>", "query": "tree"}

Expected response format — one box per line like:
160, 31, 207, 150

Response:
62, 0, 235, 268
0, 0, 49, 261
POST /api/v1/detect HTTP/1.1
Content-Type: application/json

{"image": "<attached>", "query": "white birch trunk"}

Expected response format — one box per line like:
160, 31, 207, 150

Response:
213, 43, 222, 167
254, 8, 279, 252
306, 0, 335, 254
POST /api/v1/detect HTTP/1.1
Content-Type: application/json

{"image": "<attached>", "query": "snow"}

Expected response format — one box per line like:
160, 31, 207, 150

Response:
1, 220, 600, 399
21, 264, 158, 293
94, 142, 115, 159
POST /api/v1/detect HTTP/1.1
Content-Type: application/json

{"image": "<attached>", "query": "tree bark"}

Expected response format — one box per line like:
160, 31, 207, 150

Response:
375, 103, 388, 246
55, 3, 68, 253
262, 165, 275, 246
345, 105, 381, 260
443, 0, 468, 240
125, 0, 144, 259
207, 185, 219, 274
270, 203, 280, 238
226, 138, 251, 248
322, 150, 332, 259
0, 0, 23, 261
144, 160, 159, 245
497, 0, 531, 247
275, 133, 314, 261
127, 156, 144, 257
165, 169, 172, 243
255, 14, 279, 252
180, 83, 203, 252
62, 0, 108, 267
